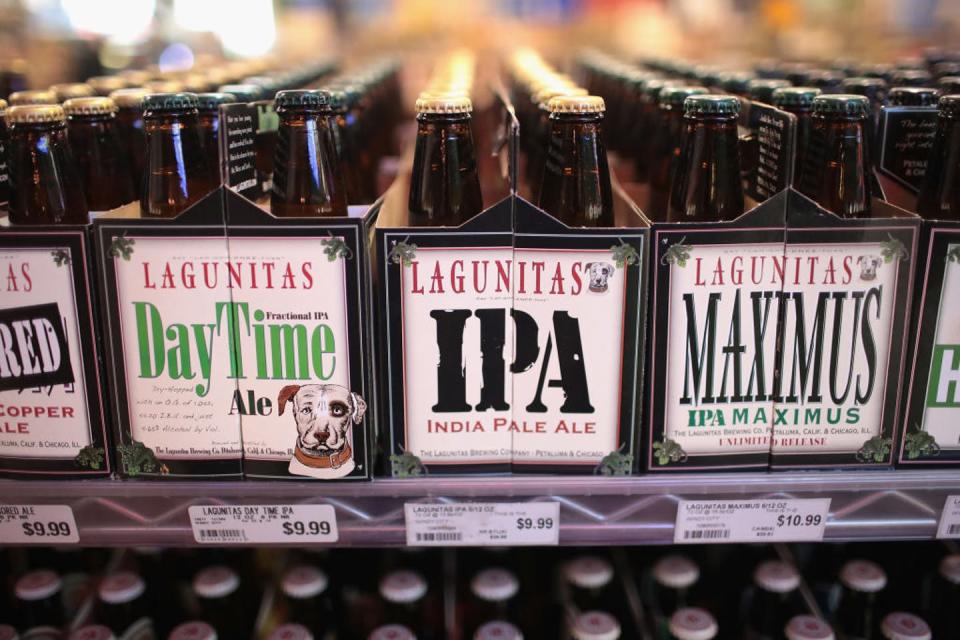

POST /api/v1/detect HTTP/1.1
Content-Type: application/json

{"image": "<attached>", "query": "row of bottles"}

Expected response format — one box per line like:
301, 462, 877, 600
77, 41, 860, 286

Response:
2, 542, 957, 639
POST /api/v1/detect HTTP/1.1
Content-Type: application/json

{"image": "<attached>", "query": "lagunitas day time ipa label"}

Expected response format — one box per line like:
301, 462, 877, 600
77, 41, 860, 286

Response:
0, 231, 110, 477
901, 228, 960, 466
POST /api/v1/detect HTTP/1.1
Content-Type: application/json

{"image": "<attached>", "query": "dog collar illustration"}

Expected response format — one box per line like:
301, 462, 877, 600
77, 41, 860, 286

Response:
278, 383, 366, 479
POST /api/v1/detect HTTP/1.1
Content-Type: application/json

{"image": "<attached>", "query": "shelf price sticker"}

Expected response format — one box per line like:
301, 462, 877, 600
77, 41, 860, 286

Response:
188, 505, 338, 544
936, 496, 960, 539
0, 505, 79, 544
405, 502, 560, 546
675, 499, 831, 544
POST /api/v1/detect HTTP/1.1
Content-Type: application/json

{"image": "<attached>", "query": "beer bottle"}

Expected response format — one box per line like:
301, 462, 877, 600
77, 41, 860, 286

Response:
96, 571, 153, 639
196, 92, 234, 184
63, 96, 136, 213
192, 566, 246, 638
668, 608, 717, 640
799, 94, 873, 218
7, 104, 89, 225
270, 89, 347, 217
15, 569, 65, 637
368, 625, 416, 640
879, 613, 931, 640
280, 565, 334, 636
772, 87, 821, 187
929, 555, 960, 638
537, 94, 613, 226
635, 78, 673, 182
68, 626, 115, 640
890, 69, 932, 88
563, 556, 615, 613
9, 89, 56, 106
668, 94, 745, 223
474, 621, 521, 640
141, 92, 216, 218
719, 71, 756, 97
784, 64, 814, 86
843, 77, 888, 112
87, 76, 128, 97
650, 554, 700, 636
466, 568, 520, 637
647, 86, 708, 219
745, 560, 803, 640
326, 87, 364, 205
50, 82, 95, 103
917, 95, 960, 220
785, 615, 835, 640
939, 76, 960, 95
267, 625, 313, 640
109, 88, 149, 192
835, 559, 887, 640
748, 79, 791, 105
409, 92, 483, 226
808, 70, 846, 94
528, 85, 587, 199
569, 611, 621, 640
887, 87, 940, 107
167, 621, 217, 640
379, 570, 430, 635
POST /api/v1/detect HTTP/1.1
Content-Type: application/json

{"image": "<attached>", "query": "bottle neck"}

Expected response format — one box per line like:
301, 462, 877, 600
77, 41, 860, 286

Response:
668, 114, 744, 222
800, 114, 872, 218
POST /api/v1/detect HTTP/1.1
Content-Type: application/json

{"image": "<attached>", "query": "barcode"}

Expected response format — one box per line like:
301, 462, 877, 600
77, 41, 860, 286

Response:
415, 531, 463, 542
949, 524, 960, 535
683, 528, 731, 540
198, 528, 245, 542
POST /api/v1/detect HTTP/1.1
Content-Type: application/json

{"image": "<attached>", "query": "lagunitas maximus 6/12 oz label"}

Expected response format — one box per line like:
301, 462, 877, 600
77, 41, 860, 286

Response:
96, 190, 243, 478
224, 191, 372, 480
772, 197, 917, 468
378, 198, 645, 475
900, 224, 960, 466
0, 230, 111, 477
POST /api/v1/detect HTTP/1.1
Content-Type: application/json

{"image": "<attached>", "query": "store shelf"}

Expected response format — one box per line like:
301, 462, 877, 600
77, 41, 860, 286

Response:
1, 470, 959, 547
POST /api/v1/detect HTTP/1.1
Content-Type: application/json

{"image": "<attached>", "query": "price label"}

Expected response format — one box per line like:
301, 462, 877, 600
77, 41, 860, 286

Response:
189, 504, 338, 544
405, 502, 560, 546
0, 505, 79, 544
937, 495, 960, 539
675, 499, 830, 544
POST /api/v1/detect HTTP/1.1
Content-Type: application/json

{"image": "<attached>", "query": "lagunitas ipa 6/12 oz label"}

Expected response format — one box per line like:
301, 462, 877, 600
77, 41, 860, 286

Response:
0, 230, 111, 477
378, 199, 645, 475
901, 225, 960, 466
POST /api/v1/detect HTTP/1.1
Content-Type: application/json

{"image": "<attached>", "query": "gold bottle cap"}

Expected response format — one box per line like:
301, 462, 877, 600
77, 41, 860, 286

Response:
534, 86, 588, 108
50, 82, 95, 101
63, 96, 117, 116
117, 69, 153, 85
143, 80, 184, 93
7, 104, 66, 124
9, 89, 57, 106
0, 99, 7, 115
547, 94, 605, 114
415, 92, 473, 114
109, 88, 149, 108
87, 75, 128, 94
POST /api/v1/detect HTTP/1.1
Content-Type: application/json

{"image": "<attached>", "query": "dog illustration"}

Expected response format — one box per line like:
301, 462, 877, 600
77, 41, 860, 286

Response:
857, 255, 883, 281
278, 384, 366, 479
586, 262, 614, 293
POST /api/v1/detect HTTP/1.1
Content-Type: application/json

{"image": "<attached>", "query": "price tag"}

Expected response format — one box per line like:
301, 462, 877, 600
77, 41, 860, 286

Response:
675, 499, 830, 544
405, 502, 559, 546
937, 495, 960, 539
189, 505, 338, 544
0, 505, 79, 544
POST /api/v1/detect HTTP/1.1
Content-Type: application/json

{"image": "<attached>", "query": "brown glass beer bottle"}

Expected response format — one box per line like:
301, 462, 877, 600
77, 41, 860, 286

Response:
409, 92, 483, 226
7, 104, 89, 224
529, 85, 587, 200
648, 86, 708, 219
939, 77, 960, 95
271, 89, 347, 217
668, 95, 744, 222
772, 87, 822, 187
799, 94, 873, 218
196, 92, 235, 184
916, 95, 960, 219
748, 79, 791, 105
635, 78, 674, 182
887, 87, 940, 107
109, 88, 148, 194
538, 95, 613, 227
63, 97, 136, 213
326, 87, 364, 205
141, 92, 216, 218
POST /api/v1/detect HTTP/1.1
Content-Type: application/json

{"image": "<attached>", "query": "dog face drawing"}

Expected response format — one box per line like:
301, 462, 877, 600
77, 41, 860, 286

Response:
278, 384, 366, 479
857, 255, 883, 281
586, 262, 614, 293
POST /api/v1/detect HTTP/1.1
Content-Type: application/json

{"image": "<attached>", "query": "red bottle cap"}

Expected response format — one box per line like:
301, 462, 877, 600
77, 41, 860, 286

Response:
881, 612, 931, 640
840, 560, 887, 593
474, 621, 523, 640
267, 624, 313, 640
785, 615, 835, 640
168, 621, 217, 640
653, 555, 699, 589
98, 571, 146, 604
15, 569, 61, 601
570, 611, 620, 640
564, 556, 614, 590
281, 565, 329, 599
471, 567, 519, 602
668, 607, 717, 640
753, 560, 800, 594
368, 625, 416, 640
192, 565, 239, 599
379, 570, 427, 604
69, 626, 116, 640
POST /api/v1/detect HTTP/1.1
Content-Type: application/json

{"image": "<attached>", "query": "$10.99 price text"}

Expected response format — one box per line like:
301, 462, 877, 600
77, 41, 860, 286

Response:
777, 514, 822, 528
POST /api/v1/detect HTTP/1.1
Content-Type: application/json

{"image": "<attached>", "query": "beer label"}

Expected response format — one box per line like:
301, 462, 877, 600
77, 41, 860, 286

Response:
878, 106, 939, 194
380, 207, 644, 474
747, 102, 797, 202
103, 228, 244, 477
0, 232, 109, 477
902, 227, 960, 465
220, 103, 259, 199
